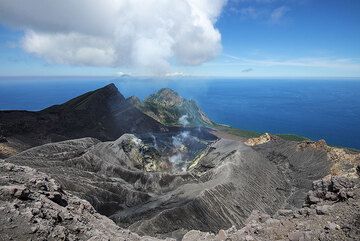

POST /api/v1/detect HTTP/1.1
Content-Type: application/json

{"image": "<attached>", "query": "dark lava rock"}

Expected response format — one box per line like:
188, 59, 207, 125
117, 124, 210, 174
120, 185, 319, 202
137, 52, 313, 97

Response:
0, 161, 169, 241
331, 176, 355, 192
0, 136, 7, 143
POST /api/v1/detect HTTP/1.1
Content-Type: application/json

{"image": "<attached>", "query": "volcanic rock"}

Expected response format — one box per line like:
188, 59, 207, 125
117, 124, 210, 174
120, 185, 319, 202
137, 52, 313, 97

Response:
182, 176, 360, 241
0, 160, 173, 241
244, 133, 273, 146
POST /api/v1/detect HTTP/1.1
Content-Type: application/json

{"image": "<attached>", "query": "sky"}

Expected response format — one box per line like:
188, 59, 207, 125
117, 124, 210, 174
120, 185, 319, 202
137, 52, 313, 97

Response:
0, 0, 359, 77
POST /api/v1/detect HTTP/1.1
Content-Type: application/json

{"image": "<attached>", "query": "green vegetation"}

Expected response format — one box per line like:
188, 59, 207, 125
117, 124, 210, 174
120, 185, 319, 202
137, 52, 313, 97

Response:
345, 147, 360, 153
276, 134, 309, 142
212, 124, 261, 138
212, 124, 310, 142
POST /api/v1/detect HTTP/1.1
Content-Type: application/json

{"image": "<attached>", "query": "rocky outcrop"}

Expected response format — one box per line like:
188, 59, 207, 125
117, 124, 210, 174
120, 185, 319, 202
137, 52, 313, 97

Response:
248, 137, 332, 208
182, 176, 360, 241
0, 135, 7, 143
0, 161, 173, 241
0, 137, 32, 159
327, 147, 360, 178
297, 140, 360, 179
0, 143, 17, 159
245, 133, 273, 146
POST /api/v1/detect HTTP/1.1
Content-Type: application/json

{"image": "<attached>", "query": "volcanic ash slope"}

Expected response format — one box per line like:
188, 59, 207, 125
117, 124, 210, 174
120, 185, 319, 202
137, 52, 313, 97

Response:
4, 134, 338, 239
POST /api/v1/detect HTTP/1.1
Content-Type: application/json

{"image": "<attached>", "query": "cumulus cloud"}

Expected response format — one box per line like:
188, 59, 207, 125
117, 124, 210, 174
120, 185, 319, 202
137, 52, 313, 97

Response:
0, 0, 226, 73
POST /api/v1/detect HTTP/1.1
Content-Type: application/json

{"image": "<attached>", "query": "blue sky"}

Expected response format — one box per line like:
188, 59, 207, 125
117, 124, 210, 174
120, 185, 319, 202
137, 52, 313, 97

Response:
0, 0, 359, 77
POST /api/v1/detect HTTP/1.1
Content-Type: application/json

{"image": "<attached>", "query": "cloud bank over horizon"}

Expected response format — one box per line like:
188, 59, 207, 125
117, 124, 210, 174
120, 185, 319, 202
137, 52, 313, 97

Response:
0, 0, 226, 74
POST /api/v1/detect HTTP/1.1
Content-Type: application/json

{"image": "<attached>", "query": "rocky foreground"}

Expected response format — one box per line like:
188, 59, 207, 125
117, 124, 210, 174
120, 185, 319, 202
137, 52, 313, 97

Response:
1, 158, 359, 241
1, 135, 359, 241
0, 160, 172, 241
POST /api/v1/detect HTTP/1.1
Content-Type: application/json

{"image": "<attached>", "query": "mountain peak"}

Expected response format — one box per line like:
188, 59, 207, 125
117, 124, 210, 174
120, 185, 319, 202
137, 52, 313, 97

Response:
157, 88, 180, 97
141, 88, 213, 126
126, 96, 142, 107
101, 83, 119, 92
46, 83, 125, 112
92, 83, 125, 102
147, 88, 183, 107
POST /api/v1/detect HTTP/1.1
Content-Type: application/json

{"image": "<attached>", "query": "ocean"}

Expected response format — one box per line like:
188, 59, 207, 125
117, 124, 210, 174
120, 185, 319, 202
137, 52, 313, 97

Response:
1, 76, 360, 149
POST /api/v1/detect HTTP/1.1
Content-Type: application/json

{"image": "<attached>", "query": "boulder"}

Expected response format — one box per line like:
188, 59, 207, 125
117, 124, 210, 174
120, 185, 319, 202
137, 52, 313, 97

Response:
315, 205, 331, 215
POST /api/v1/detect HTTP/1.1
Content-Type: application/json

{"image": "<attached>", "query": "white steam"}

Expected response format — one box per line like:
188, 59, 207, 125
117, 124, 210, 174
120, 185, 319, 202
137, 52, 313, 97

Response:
150, 134, 158, 150
179, 115, 190, 126
172, 131, 190, 149
169, 153, 183, 165
131, 137, 143, 146
168, 113, 194, 170
169, 130, 194, 172
0, 0, 226, 73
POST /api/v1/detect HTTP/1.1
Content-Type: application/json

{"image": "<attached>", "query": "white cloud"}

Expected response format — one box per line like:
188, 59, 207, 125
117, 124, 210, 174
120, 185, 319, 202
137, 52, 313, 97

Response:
22, 31, 116, 67
0, 0, 226, 73
239, 7, 260, 19
270, 6, 289, 23
165, 72, 187, 77
116, 71, 132, 77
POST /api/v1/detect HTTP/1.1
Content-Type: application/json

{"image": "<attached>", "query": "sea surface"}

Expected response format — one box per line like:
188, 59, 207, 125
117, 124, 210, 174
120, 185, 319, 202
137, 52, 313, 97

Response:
1, 76, 360, 149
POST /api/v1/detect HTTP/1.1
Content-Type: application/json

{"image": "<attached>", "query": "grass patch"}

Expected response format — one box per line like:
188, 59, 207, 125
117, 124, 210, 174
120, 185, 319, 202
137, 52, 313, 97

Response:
213, 124, 311, 142
212, 124, 261, 138
275, 134, 309, 142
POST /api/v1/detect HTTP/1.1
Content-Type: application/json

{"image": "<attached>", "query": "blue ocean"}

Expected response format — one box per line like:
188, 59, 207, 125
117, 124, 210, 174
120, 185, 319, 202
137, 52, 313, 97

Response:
1, 77, 360, 149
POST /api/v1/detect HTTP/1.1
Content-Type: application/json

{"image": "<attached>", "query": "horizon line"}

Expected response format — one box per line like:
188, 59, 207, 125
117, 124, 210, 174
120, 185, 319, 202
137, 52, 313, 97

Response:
0, 75, 360, 80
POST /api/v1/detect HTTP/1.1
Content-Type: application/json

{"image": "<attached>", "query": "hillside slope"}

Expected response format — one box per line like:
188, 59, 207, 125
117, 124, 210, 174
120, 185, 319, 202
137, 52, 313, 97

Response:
138, 88, 213, 127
